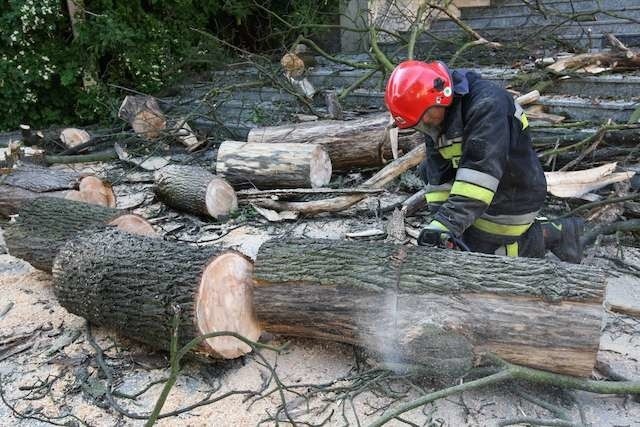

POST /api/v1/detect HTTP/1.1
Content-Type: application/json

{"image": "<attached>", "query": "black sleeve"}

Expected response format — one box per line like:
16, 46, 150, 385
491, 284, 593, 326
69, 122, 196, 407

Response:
433, 96, 510, 236
422, 134, 455, 213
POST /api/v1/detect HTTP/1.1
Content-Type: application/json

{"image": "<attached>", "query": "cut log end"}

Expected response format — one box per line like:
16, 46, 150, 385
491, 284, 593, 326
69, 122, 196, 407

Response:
309, 146, 332, 188
65, 176, 117, 208
196, 252, 260, 359
108, 214, 158, 237
205, 178, 239, 219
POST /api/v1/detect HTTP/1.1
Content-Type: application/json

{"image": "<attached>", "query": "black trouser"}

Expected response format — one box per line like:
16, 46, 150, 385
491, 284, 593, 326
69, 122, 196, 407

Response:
461, 221, 545, 258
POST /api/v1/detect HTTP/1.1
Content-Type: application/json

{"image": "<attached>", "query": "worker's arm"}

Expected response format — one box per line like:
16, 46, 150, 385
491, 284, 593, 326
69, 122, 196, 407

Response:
431, 97, 510, 236
421, 135, 455, 213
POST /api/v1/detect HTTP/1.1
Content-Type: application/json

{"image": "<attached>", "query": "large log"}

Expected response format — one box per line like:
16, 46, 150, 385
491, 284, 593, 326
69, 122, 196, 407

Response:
0, 165, 116, 216
216, 141, 332, 189
154, 165, 237, 219
52, 228, 259, 359
251, 240, 606, 377
247, 113, 423, 170
3, 197, 156, 272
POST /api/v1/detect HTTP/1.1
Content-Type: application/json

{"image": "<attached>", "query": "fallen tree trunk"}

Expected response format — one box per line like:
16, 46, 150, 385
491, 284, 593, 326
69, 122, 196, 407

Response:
247, 113, 422, 170
4, 197, 156, 272
252, 240, 606, 377
0, 165, 116, 216
154, 165, 238, 219
216, 141, 332, 189
0, 185, 69, 218
52, 228, 259, 359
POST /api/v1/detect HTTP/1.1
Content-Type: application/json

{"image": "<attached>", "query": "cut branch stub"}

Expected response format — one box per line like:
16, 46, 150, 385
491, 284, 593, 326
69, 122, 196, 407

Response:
52, 228, 259, 358
216, 141, 332, 189
118, 95, 166, 139
252, 239, 606, 377
154, 164, 238, 219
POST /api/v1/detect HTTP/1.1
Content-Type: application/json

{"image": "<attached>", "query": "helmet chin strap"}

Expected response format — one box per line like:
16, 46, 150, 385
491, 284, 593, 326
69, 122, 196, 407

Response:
412, 121, 441, 141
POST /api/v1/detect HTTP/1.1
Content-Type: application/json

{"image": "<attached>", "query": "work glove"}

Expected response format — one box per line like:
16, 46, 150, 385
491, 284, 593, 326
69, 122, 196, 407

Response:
418, 221, 468, 251
417, 221, 451, 247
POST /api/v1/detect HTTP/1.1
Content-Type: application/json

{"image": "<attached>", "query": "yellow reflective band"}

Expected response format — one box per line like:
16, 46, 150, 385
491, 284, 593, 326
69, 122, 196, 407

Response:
439, 143, 462, 159
473, 218, 532, 236
450, 181, 494, 205
429, 220, 449, 231
520, 112, 529, 129
425, 191, 450, 203
506, 242, 519, 257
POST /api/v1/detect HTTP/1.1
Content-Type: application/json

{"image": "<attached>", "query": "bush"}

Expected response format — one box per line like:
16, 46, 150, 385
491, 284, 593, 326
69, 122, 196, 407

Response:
0, 0, 339, 131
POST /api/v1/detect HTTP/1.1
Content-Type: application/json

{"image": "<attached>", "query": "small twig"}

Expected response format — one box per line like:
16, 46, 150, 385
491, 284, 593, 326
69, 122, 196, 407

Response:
558, 120, 610, 171
558, 193, 640, 219
581, 219, 640, 246
497, 417, 580, 427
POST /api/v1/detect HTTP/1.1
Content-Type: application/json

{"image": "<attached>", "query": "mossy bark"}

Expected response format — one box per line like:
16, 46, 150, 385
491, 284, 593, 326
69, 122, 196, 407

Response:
3, 197, 123, 272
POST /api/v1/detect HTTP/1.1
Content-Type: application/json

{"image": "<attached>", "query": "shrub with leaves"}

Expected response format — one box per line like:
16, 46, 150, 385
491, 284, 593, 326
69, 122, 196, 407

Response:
0, 0, 339, 131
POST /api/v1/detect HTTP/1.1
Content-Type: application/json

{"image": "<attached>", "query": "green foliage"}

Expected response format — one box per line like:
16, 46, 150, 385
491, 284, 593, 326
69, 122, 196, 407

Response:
0, 0, 339, 131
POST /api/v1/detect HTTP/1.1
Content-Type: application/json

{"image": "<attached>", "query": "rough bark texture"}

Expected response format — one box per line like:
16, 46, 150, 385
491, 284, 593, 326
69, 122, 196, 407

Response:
0, 185, 69, 218
252, 240, 606, 377
4, 198, 127, 272
154, 164, 238, 219
51, 229, 233, 357
1, 164, 82, 192
247, 113, 423, 171
216, 141, 332, 189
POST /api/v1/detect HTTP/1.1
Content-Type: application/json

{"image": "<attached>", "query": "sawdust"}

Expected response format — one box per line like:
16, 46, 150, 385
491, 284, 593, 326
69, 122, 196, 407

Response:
1, 252, 639, 426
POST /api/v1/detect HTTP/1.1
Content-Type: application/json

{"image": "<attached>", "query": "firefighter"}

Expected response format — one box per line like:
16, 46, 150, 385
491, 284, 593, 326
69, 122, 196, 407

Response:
385, 60, 584, 263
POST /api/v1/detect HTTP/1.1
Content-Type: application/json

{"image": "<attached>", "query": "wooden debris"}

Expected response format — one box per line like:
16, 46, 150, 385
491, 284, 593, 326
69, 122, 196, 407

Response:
253, 239, 606, 377
118, 95, 167, 139
251, 205, 298, 222
154, 164, 238, 219
545, 163, 635, 198
65, 176, 117, 208
172, 118, 204, 152
3, 197, 156, 272
515, 90, 540, 106
252, 144, 426, 215
114, 142, 170, 171
247, 113, 422, 171
605, 275, 640, 318
52, 228, 259, 359
60, 128, 91, 149
525, 105, 566, 123
216, 141, 332, 189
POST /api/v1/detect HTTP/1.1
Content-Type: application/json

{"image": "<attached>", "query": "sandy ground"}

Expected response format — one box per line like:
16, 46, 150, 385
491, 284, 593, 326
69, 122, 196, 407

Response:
1, 170, 640, 426
1, 247, 640, 426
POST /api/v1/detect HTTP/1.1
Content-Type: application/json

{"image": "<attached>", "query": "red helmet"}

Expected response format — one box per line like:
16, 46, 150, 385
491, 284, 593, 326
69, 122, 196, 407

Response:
385, 60, 454, 129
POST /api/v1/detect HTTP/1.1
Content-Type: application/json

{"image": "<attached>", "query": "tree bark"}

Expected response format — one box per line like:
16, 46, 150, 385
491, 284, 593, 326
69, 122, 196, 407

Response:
1, 164, 82, 192
0, 185, 69, 218
246, 113, 423, 171
252, 240, 606, 377
154, 165, 238, 219
0, 166, 116, 216
3, 197, 156, 272
52, 228, 259, 359
216, 141, 332, 189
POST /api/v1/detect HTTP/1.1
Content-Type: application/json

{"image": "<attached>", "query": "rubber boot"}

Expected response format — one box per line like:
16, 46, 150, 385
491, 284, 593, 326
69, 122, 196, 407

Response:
542, 218, 584, 264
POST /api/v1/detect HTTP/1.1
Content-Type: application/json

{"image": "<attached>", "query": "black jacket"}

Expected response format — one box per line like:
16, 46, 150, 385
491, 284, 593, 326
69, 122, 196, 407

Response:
420, 70, 547, 239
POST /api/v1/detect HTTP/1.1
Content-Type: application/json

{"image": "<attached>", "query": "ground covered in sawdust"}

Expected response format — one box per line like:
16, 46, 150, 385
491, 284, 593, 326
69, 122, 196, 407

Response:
1, 170, 640, 426
1, 249, 640, 426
